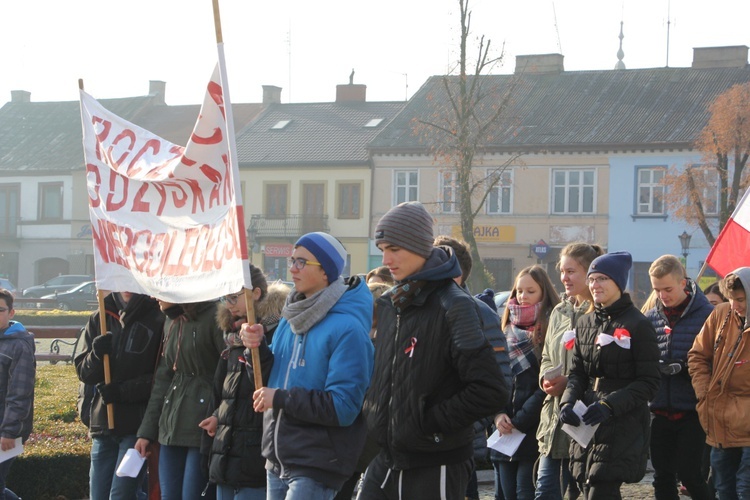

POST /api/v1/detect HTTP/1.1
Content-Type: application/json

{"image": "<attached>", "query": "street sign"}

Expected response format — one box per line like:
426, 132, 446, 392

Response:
533, 239, 549, 259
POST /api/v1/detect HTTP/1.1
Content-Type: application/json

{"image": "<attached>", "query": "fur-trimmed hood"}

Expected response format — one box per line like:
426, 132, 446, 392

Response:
216, 281, 292, 332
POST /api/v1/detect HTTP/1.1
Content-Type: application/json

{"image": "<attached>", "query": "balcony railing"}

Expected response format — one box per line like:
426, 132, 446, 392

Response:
248, 214, 329, 241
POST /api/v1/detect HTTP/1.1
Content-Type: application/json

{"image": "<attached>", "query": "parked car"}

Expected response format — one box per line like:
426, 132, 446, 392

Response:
0, 278, 17, 296
41, 281, 98, 311
22, 275, 93, 298
494, 290, 511, 317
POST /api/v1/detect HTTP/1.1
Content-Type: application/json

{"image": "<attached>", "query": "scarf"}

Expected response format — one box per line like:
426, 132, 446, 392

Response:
505, 299, 542, 375
283, 277, 348, 334
390, 279, 428, 314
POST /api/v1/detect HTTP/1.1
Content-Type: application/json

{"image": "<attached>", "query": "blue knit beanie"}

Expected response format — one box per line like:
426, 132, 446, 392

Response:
588, 251, 632, 292
294, 232, 348, 284
475, 288, 497, 312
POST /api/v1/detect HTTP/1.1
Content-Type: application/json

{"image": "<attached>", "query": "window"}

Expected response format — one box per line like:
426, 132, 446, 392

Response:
337, 182, 361, 219
439, 170, 459, 214
39, 182, 63, 221
394, 170, 418, 205
265, 183, 288, 218
552, 170, 595, 214
689, 165, 719, 215
270, 120, 291, 130
364, 118, 384, 128
487, 169, 512, 214
636, 167, 666, 215
0, 184, 19, 237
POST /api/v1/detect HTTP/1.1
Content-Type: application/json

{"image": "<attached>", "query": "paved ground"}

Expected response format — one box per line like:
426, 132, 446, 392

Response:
475, 468, 663, 499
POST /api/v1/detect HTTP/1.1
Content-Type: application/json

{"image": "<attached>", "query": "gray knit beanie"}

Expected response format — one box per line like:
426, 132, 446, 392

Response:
375, 202, 434, 258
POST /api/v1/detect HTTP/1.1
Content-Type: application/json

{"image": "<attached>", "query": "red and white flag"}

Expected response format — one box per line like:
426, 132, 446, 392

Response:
80, 65, 251, 303
706, 189, 750, 278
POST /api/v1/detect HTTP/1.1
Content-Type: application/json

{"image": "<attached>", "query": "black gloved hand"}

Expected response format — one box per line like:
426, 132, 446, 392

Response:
582, 401, 612, 425
559, 402, 580, 426
658, 359, 684, 376
96, 382, 122, 404
92, 333, 113, 359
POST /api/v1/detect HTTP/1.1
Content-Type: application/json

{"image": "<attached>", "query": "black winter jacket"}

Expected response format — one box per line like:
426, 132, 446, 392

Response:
75, 293, 165, 437
644, 280, 713, 412
363, 248, 509, 470
561, 293, 660, 484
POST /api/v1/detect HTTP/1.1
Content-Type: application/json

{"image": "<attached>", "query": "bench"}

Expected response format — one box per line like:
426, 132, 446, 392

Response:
30, 326, 85, 364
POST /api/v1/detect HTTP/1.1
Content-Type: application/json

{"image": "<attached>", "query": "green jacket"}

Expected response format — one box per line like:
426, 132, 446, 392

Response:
536, 297, 590, 458
137, 301, 224, 448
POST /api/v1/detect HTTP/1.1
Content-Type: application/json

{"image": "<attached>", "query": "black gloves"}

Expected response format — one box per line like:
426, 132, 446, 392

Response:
582, 401, 613, 425
92, 333, 113, 359
659, 359, 685, 376
559, 403, 580, 426
96, 382, 122, 404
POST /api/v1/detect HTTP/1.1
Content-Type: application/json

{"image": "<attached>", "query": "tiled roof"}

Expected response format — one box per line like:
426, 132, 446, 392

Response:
235, 101, 406, 166
369, 66, 750, 153
0, 97, 263, 173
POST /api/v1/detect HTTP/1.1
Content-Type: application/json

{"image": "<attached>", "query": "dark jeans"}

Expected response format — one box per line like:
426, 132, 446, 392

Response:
710, 446, 750, 500
158, 444, 215, 500
0, 457, 19, 500
650, 413, 712, 500
494, 459, 535, 500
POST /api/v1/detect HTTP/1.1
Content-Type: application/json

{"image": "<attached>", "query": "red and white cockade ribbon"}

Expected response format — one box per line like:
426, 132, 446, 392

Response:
665, 326, 672, 335
562, 329, 576, 350
404, 337, 417, 358
596, 328, 631, 349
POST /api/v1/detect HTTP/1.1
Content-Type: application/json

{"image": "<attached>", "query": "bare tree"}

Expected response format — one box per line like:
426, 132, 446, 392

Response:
412, 0, 522, 291
664, 82, 750, 246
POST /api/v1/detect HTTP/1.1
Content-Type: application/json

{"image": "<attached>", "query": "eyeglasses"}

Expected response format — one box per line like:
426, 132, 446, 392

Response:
0, 307, 7, 313
220, 293, 242, 305
288, 257, 322, 270
587, 276, 611, 285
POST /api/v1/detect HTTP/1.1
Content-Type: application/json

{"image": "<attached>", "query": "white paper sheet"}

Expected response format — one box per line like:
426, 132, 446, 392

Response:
561, 400, 600, 448
486, 428, 526, 456
0, 438, 23, 464
543, 363, 563, 380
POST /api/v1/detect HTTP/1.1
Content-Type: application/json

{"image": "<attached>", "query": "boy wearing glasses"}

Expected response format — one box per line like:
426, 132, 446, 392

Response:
0, 288, 35, 500
242, 232, 374, 500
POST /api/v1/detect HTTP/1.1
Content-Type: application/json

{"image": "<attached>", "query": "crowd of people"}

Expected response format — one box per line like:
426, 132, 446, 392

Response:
0, 200, 748, 500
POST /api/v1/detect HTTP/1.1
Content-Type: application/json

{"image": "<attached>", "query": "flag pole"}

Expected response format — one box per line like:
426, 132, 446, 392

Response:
79, 78, 116, 429
212, 0, 263, 389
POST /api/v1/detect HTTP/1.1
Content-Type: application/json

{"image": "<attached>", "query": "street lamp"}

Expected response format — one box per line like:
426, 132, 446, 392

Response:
678, 231, 692, 268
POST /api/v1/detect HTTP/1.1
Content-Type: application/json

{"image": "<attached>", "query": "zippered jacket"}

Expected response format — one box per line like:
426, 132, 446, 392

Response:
75, 293, 165, 437
363, 248, 509, 471
260, 276, 374, 491
0, 321, 35, 442
688, 267, 750, 448
644, 279, 713, 412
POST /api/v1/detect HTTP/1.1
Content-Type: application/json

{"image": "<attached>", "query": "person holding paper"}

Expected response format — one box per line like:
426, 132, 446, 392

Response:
644, 255, 713, 500
560, 251, 660, 499
0, 288, 34, 500
689, 268, 750, 500
536, 243, 603, 500
75, 291, 164, 500
493, 266, 559, 500
135, 300, 224, 500
241, 232, 374, 500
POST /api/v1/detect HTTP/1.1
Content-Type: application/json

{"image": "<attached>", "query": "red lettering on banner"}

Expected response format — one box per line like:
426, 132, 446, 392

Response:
131, 183, 150, 212
106, 129, 136, 170
190, 127, 222, 145
126, 139, 161, 177
86, 163, 102, 208
208, 81, 225, 119
106, 170, 128, 211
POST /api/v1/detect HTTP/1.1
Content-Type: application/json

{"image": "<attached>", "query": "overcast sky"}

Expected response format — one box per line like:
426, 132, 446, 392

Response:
1, 0, 748, 106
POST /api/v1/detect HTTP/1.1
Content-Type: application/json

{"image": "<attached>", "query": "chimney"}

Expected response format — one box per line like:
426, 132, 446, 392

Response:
262, 85, 282, 105
336, 84, 366, 103
515, 54, 565, 74
148, 80, 166, 104
692, 46, 749, 69
10, 90, 30, 103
